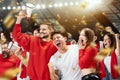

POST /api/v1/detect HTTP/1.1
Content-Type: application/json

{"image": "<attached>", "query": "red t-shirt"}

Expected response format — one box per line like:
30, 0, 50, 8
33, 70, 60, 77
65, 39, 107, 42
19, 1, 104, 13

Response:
0, 54, 20, 80
13, 24, 57, 80
99, 50, 119, 79
79, 45, 98, 69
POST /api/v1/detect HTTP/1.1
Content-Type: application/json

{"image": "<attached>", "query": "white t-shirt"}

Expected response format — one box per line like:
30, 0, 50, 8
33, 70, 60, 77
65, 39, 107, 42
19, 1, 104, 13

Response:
50, 45, 81, 80
104, 49, 120, 73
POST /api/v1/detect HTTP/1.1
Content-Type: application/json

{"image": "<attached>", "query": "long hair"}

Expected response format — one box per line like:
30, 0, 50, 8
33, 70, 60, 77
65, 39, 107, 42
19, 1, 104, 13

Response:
103, 32, 116, 49
80, 28, 95, 45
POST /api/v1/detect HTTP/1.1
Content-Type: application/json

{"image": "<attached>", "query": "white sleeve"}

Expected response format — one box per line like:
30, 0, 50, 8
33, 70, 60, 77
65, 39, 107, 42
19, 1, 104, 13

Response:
99, 41, 103, 51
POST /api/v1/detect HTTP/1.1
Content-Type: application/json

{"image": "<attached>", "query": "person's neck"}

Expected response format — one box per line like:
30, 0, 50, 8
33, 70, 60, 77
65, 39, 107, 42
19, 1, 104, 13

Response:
41, 36, 51, 42
42, 38, 51, 42
58, 45, 69, 54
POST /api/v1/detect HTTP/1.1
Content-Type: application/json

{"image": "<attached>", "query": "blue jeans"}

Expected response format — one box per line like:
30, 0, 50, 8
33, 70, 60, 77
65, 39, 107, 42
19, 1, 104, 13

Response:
103, 66, 120, 80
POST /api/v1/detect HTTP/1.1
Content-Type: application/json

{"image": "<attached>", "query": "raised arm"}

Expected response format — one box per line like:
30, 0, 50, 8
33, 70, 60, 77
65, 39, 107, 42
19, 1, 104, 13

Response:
115, 34, 120, 55
12, 11, 31, 51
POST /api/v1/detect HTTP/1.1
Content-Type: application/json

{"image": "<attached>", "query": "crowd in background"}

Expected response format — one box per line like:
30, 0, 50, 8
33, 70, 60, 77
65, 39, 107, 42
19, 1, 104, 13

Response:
0, 10, 120, 80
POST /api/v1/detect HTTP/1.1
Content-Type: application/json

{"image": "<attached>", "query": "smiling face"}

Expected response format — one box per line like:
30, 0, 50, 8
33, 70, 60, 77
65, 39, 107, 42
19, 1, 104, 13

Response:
1, 43, 8, 52
103, 33, 116, 49
39, 24, 52, 39
52, 32, 67, 49
103, 34, 112, 48
1, 42, 10, 59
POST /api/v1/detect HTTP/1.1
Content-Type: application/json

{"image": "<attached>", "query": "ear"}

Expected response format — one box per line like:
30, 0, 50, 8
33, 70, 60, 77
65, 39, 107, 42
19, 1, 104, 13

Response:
50, 27, 54, 33
71, 40, 76, 44
93, 36, 97, 42
51, 28, 54, 33
64, 37, 67, 42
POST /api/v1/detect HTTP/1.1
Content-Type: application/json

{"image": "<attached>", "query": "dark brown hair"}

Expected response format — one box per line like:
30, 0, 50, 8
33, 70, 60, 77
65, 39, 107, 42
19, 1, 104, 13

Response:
51, 31, 68, 39
39, 21, 54, 31
103, 32, 116, 49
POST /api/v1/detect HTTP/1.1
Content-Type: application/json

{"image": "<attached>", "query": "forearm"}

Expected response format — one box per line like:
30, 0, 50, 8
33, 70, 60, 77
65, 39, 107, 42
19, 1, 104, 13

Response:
50, 73, 58, 80
48, 62, 58, 80
115, 34, 120, 55
13, 24, 21, 40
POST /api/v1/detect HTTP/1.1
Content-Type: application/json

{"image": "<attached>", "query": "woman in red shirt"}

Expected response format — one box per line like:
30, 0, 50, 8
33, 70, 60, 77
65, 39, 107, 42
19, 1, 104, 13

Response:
78, 28, 100, 80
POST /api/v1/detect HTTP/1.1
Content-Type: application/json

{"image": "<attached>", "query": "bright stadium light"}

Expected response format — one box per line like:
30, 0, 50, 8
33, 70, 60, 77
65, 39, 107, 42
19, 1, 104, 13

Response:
88, 0, 102, 9
25, 2, 35, 8
41, 4, 46, 9
2, 7, 6, 10
48, 4, 53, 8
17, 6, 21, 9
81, 0, 102, 10
12, 6, 16, 10
64, 2, 69, 6
7, 6, 11, 10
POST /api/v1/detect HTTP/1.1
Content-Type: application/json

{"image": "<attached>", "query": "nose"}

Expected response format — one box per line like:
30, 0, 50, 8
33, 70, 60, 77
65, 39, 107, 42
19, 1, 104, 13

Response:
53, 37, 59, 41
39, 29, 42, 33
54, 38, 58, 41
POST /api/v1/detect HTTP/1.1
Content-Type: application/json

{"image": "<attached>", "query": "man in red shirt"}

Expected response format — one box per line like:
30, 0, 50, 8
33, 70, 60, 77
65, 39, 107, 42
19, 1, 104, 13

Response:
0, 41, 20, 80
12, 11, 57, 80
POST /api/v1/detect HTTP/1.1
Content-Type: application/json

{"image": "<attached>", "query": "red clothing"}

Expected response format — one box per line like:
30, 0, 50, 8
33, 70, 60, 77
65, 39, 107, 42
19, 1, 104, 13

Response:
111, 50, 119, 78
99, 50, 119, 79
95, 42, 100, 52
19, 50, 27, 78
79, 45, 98, 69
98, 60, 106, 80
13, 24, 57, 80
0, 54, 20, 80
20, 64, 27, 78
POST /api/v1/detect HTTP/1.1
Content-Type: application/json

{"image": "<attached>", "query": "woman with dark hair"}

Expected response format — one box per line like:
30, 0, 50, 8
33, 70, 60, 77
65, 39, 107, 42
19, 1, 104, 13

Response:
78, 28, 100, 80
100, 32, 120, 80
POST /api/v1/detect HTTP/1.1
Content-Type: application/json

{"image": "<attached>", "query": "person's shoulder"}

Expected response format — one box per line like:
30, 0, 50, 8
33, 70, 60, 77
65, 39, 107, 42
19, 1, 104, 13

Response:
0, 54, 2, 58
30, 36, 40, 41
70, 44, 79, 49
51, 51, 59, 58
11, 54, 20, 61
50, 51, 59, 62
87, 45, 97, 51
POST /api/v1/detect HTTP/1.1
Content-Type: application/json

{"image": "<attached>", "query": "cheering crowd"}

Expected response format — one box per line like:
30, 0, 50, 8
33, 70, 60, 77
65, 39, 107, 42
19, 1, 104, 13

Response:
0, 10, 120, 80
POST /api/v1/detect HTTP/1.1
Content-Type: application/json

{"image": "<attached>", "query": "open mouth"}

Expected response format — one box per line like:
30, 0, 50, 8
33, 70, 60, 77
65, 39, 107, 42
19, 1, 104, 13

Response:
56, 43, 61, 47
104, 43, 107, 46
81, 39, 83, 42
104, 43, 109, 48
